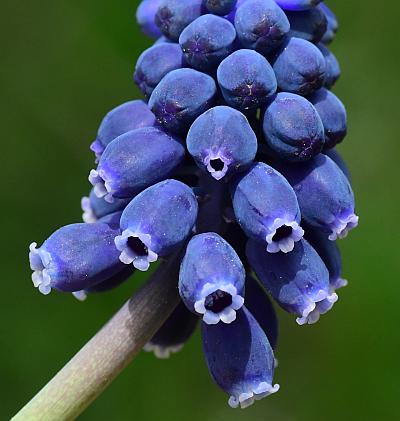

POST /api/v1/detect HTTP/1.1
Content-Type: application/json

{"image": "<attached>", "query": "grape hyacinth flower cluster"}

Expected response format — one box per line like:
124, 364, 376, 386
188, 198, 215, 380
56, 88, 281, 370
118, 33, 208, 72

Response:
29, 0, 358, 409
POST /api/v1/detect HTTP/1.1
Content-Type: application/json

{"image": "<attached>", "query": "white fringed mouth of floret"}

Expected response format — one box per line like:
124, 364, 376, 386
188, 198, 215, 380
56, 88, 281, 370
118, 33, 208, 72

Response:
332, 277, 348, 291
296, 289, 339, 325
72, 290, 88, 301
143, 342, 184, 359
114, 229, 158, 271
88, 169, 115, 204
265, 218, 304, 253
328, 212, 359, 240
29, 242, 53, 295
194, 282, 244, 325
90, 139, 104, 163
203, 151, 231, 181
81, 196, 97, 223
228, 382, 280, 409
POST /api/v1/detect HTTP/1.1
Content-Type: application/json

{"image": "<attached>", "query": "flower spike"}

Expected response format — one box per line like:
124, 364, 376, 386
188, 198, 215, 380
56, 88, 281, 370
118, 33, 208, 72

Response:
179, 233, 245, 324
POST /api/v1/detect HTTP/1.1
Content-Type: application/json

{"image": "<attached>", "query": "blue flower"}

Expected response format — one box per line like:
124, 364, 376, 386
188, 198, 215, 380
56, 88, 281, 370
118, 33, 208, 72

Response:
144, 302, 198, 358
231, 162, 304, 253
179, 233, 245, 324
278, 154, 359, 240
89, 127, 185, 203
29, 222, 123, 294
247, 238, 337, 325
202, 307, 279, 408
115, 180, 198, 271
90, 100, 156, 161
187, 106, 257, 180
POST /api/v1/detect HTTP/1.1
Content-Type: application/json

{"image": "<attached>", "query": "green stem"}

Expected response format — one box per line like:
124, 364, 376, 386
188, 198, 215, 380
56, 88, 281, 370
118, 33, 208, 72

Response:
12, 257, 181, 421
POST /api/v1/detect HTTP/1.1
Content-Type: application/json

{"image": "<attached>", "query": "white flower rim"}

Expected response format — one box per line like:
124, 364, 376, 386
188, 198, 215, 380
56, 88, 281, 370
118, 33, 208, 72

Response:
81, 196, 97, 223
296, 290, 338, 325
204, 151, 231, 181
29, 242, 53, 295
114, 229, 158, 271
228, 382, 280, 409
328, 212, 359, 241
265, 218, 304, 253
88, 169, 115, 204
194, 282, 244, 325
143, 342, 184, 359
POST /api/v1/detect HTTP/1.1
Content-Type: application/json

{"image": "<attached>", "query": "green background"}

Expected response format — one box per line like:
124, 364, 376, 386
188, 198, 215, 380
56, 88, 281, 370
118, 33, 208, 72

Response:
1, 1, 399, 419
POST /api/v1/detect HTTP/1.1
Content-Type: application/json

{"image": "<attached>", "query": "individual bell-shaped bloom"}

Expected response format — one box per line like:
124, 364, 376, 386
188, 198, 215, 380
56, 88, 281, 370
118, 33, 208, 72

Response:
72, 265, 135, 301
234, 0, 290, 55
195, 175, 227, 234
231, 162, 304, 253
155, 0, 204, 41
305, 224, 348, 292
275, 0, 322, 11
134, 43, 185, 98
286, 7, 327, 44
217, 49, 277, 111
308, 88, 347, 150
245, 275, 278, 350
202, 307, 279, 408
186, 106, 257, 180
81, 188, 130, 223
205, 0, 237, 16
144, 301, 199, 358
179, 233, 245, 324
247, 238, 337, 325
90, 100, 156, 161
29, 222, 123, 295
304, 224, 347, 317
272, 37, 326, 96
179, 14, 236, 72
263, 92, 325, 162
317, 43, 341, 89
278, 154, 359, 240
115, 180, 198, 271
89, 127, 185, 203
149, 68, 216, 135
319, 3, 338, 44
136, 0, 163, 38
324, 148, 351, 182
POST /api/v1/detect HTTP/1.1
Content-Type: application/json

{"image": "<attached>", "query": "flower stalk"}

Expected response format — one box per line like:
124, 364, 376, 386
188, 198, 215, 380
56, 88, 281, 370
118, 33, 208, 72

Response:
13, 257, 181, 421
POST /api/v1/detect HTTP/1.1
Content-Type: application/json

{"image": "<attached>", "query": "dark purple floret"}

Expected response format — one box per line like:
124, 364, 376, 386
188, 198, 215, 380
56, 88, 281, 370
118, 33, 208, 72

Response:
134, 43, 185, 98
286, 7, 328, 43
234, 0, 290, 55
263, 92, 325, 162
217, 49, 277, 111
317, 43, 341, 89
187, 105, 257, 180
308, 88, 347, 149
202, 307, 279, 408
272, 37, 326, 96
319, 3, 338, 44
276, 0, 322, 11
179, 14, 236, 72
149, 68, 216, 134
155, 0, 204, 41
144, 301, 199, 358
136, 0, 163, 39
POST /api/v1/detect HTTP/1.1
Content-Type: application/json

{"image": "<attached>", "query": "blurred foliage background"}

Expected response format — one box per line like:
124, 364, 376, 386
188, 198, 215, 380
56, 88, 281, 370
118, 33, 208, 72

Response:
1, 0, 399, 419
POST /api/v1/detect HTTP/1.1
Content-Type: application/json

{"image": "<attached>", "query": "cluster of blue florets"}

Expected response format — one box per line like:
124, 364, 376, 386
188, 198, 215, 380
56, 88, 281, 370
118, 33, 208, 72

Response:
29, 0, 358, 409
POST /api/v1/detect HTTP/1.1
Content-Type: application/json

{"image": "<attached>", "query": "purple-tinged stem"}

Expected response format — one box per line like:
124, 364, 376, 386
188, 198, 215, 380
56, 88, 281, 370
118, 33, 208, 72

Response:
12, 255, 181, 421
